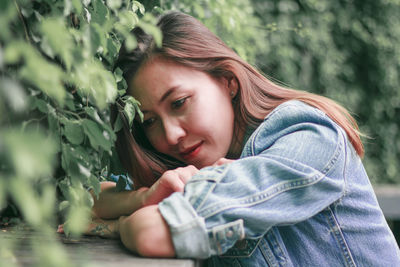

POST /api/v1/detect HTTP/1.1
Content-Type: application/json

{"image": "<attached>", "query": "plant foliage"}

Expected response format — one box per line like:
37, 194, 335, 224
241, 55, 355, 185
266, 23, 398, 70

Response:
0, 0, 156, 265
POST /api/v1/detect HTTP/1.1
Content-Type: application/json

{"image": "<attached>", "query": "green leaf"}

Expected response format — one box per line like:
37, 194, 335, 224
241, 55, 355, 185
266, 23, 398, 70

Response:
38, 184, 56, 219
40, 18, 74, 71
113, 67, 123, 83
47, 108, 61, 152
84, 106, 103, 123
73, 60, 118, 109
78, 163, 91, 178
58, 179, 70, 200
4, 128, 56, 180
73, 146, 92, 165
0, 78, 27, 112
72, 0, 83, 14
82, 0, 91, 7
0, 1, 18, 41
91, 0, 109, 25
123, 95, 143, 122
4, 42, 66, 105
106, 37, 120, 62
83, 189, 94, 207
132, 1, 145, 15
113, 113, 123, 132
67, 182, 82, 201
138, 14, 162, 47
9, 178, 41, 226
123, 100, 135, 128
82, 108, 116, 142
64, 92, 76, 111
4, 41, 24, 63
119, 10, 139, 30
63, 120, 84, 145
59, 200, 70, 212
87, 24, 102, 56
82, 119, 111, 150
63, 0, 73, 16
89, 174, 101, 198
124, 35, 137, 51
106, 0, 122, 10
35, 98, 49, 113
64, 203, 90, 236
61, 143, 81, 179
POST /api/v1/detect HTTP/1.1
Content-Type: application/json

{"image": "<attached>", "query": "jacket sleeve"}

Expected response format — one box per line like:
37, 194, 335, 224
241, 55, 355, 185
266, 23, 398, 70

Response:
158, 101, 349, 258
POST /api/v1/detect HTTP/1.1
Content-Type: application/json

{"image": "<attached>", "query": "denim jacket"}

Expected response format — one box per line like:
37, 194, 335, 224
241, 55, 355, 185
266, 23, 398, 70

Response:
158, 100, 400, 266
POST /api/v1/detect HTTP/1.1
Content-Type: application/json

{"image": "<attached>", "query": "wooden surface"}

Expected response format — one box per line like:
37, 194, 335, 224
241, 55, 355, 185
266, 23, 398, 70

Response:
0, 225, 202, 267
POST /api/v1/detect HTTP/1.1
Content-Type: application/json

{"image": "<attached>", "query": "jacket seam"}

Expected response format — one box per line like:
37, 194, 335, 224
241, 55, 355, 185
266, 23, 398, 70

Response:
324, 206, 356, 267
259, 238, 280, 267
266, 230, 287, 266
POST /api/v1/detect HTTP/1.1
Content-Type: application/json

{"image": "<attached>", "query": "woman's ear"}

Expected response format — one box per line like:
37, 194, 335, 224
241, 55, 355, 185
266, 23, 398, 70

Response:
228, 77, 239, 99
221, 76, 239, 99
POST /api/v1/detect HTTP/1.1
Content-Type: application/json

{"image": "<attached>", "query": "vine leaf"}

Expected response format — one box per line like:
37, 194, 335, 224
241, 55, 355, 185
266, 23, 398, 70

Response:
63, 120, 84, 145
82, 119, 111, 151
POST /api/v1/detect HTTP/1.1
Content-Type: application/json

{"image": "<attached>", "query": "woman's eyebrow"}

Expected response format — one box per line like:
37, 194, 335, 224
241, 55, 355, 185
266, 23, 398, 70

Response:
140, 86, 179, 114
159, 86, 179, 104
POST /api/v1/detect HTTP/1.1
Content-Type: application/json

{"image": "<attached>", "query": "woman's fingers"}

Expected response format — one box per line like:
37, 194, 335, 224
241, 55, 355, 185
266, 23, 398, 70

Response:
158, 170, 186, 192
142, 165, 200, 206
160, 165, 198, 191
174, 165, 198, 184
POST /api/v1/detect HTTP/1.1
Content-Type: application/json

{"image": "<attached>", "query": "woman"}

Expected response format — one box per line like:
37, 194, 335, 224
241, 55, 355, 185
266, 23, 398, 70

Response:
82, 11, 400, 266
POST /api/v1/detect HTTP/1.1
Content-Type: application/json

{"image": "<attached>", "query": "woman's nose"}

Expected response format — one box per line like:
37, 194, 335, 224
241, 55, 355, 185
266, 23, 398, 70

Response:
163, 119, 186, 145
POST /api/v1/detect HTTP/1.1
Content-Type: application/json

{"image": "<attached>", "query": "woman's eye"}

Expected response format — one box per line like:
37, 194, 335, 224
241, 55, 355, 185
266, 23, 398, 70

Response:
171, 97, 188, 109
142, 118, 156, 128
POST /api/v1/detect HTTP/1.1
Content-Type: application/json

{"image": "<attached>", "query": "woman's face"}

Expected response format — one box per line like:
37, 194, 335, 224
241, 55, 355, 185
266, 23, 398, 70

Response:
130, 56, 237, 168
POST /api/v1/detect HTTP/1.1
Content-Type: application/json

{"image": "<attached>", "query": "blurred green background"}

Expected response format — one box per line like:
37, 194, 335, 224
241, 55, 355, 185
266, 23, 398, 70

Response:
0, 0, 399, 265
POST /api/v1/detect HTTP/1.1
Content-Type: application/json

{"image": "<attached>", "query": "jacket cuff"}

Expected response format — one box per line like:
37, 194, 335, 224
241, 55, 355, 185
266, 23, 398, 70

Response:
158, 192, 211, 259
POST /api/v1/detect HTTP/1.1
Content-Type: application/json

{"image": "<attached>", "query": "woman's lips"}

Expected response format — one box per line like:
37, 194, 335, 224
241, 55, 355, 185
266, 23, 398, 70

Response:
180, 142, 203, 161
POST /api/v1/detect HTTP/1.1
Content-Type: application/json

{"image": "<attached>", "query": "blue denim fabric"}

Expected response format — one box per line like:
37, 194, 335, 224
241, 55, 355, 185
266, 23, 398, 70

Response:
158, 100, 400, 266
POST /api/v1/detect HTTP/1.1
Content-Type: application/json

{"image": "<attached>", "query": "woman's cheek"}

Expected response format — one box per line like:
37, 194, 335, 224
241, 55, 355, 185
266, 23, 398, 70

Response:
148, 133, 167, 154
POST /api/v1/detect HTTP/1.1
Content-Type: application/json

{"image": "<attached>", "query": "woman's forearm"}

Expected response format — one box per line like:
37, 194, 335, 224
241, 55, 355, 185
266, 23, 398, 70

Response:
118, 205, 175, 257
92, 166, 199, 219
91, 181, 149, 219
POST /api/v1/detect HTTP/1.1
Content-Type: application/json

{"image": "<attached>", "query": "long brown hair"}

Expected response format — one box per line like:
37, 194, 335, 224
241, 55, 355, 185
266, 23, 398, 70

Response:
113, 11, 363, 189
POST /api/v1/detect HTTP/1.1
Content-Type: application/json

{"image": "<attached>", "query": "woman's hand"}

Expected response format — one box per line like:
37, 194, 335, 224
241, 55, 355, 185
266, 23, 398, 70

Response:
57, 218, 120, 239
141, 165, 198, 206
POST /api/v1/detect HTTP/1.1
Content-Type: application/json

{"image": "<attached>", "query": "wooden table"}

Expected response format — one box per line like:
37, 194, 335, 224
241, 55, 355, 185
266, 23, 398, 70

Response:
0, 225, 202, 267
